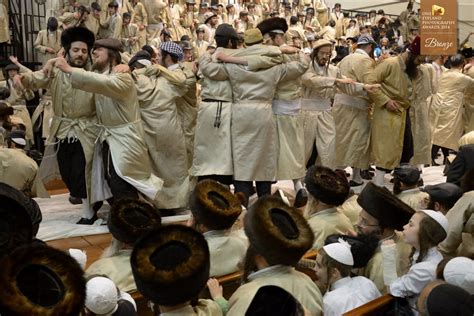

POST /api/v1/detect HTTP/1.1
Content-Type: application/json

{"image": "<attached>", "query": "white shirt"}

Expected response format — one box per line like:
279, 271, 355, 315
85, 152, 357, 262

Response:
323, 276, 381, 316
390, 247, 443, 308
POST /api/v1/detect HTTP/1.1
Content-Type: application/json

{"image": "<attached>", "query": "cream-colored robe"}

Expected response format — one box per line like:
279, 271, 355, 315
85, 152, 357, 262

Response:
410, 64, 433, 165
464, 66, 474, 133
430, 69, 474, 151
161, 300, 223, 316
334, 49, 374, 169
204, 230, 247, 277
134, 65, 189, 209
301, 62, 366, 169
227, 265, 323, 316
70, 68, 163, 201
21, 69, 98, 200
367, 56, 412, 170
176, 62, 198, 171
120, 22, 140, 55
192, 46, 283, 178
222, 48, 307, 181
142, 0, 166, 43
131, 1, 148, 48
307, 207, 354, 250
0, 3, 9, 43
86, 249, 136, 292
273, 51, 306, 180
331, 11, 345, 38
395, 188, 428, 211
102, 13, 122, 39
438, 191, 474, 258
363, 232, 412, 294
34, 29, 62, 66
0, 148, 38, 196
315, 0, 328, 28
337, 194, 362, 226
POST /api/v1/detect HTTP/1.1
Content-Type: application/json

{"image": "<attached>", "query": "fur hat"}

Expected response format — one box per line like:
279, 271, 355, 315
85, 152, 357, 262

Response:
61, 26, 95, 50
305, 166, 349, 206
131, 225, 210, 306
244, 196, 314, 266
108, 199, 162, 245
189, 179, 242, 230
0, 244, 86, 315
257, 17, 288, 36
357, 182, 415, 230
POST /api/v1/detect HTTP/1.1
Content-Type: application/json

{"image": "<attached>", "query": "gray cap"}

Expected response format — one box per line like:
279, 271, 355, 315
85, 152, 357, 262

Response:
357, 34, 376, 46
423, 183, 463, 206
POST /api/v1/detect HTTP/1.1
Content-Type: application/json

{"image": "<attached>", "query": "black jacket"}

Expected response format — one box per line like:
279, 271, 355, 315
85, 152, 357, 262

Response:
446, 144, 474, 185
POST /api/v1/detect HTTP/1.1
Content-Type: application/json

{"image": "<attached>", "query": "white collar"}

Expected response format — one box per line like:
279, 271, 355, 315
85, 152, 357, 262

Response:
413, 247, 441, 262
398, 188, 421, 195
203, 229, 229, 238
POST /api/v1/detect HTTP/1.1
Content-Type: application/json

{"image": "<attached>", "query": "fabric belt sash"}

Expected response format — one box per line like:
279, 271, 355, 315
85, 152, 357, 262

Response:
334, 93, 369, 110
272, 99, 301, 115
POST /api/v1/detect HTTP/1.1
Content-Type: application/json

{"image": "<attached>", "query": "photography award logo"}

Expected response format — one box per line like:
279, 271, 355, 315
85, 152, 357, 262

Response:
421, 0, 457, 55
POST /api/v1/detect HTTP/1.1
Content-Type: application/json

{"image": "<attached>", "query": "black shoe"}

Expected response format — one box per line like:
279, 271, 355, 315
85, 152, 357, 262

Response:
69, 195, 82, 205
360, 170, 373, 180
349, 180, 363, 187
93, 201, 103, 212
76, 215, 98, 225
294, 188, 308, 208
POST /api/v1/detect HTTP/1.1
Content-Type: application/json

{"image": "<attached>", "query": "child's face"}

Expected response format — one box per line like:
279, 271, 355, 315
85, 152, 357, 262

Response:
313, 254, 328, 284
403, 212, 423, 247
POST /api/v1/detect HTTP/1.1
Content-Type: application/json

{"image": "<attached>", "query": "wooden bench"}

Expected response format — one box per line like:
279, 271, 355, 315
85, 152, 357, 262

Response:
343, 294, 396, 316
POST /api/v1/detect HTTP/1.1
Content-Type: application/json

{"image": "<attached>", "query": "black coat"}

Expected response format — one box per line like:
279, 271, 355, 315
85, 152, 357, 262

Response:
446, 144, 474, 185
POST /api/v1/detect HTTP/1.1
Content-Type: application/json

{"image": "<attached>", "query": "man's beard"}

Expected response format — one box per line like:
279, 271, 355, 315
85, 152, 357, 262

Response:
405, 53, 419, 80
68, 55, 88, 68
91, 59, 108, 72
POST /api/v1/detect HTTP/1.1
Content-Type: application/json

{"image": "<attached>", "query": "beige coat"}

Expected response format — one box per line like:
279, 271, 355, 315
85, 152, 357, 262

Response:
21, 69, 98, 200
0, 148, 38, 196
34, 29, 62, 66
227, 265, 323, 316
161, 300, 223, 316
337, 194, 362, 226
192, 46, 283, 178
301, 62, 366, 169
367, 56, 412, 170
274, 51, 306, 180
395, 188, 428, 211
223, 48, 307, 181
464, 66, 474, 133
86, 249, 136, 292
334, 49, 374, 169
131, 1, 148, 47
70, 68, 163, 201
331, 11, 345, 38
307, 207, 354, 250
430, 69, 474, 150
120, 22, 140, 55
364, 232, 412, 294
410, 64, 434, 165
204, 230, 247, 277
0, 3, 9, 43
103, 13, 122, 39
439, 191, 474, 258
134, 65, 189, 209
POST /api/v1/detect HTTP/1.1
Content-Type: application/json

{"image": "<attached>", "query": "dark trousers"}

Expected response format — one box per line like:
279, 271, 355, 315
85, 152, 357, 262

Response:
234, 180, 272, 199
102, 141, 139, 201
431, 145, 449, 162
56, 139, 87, 199
197, 175, 233, 186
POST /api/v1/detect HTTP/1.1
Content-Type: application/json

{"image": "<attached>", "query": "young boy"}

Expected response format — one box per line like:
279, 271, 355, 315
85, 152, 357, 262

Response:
314, 239, 381, 316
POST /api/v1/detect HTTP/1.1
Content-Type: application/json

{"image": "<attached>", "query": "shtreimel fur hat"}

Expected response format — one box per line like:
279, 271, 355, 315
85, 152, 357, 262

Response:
245, 196, 314, 266
357, 182, 415, 231
305, 166, 350, 206
131, 225, 210, 306
61, 26, 95, 50
257, 17, 288, 36
0, 244, 86, 316
189, 179, 243, 230
108, 199, 162, 245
